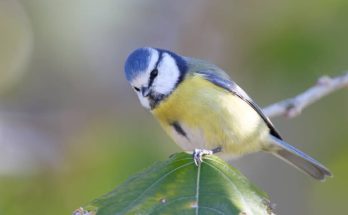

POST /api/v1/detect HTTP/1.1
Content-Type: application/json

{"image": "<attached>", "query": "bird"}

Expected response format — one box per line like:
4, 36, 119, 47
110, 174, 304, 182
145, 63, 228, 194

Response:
124, 47, 332, 180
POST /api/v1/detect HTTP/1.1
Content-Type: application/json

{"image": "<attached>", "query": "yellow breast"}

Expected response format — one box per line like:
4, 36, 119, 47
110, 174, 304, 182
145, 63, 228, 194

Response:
152, 74, 270, 158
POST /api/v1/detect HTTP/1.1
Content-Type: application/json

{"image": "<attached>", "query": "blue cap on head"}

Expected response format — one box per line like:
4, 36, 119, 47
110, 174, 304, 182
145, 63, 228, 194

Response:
124, 48, 151, 82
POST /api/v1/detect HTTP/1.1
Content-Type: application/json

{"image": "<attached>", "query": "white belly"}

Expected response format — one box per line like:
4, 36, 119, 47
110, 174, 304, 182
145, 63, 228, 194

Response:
168, 123, 207, 151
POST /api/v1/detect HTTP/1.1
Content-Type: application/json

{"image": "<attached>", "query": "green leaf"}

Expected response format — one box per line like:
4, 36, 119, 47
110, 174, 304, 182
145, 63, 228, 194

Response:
74, 152, 273, 215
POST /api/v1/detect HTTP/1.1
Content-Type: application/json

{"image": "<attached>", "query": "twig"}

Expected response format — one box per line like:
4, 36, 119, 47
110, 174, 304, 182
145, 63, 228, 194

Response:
263, 72, 348, 118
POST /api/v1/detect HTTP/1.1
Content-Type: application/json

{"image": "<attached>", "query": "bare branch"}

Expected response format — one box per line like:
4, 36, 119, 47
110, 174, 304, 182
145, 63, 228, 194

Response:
263, 72, 348, 118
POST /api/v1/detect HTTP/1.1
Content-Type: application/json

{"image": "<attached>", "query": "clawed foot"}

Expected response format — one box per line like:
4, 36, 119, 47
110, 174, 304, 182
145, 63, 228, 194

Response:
193, 149, 213, 166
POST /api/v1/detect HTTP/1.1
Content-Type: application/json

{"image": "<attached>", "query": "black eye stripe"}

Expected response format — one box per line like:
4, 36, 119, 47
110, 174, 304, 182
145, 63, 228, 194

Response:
133, 86, 140, 92
150, 69, 158, 79
147, 51, 163, 88
148, 68, 158, 87
154, 51, 163, 68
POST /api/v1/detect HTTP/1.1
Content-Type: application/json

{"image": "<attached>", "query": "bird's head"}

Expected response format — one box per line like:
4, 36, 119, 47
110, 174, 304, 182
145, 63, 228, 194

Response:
124, 47, 187, 109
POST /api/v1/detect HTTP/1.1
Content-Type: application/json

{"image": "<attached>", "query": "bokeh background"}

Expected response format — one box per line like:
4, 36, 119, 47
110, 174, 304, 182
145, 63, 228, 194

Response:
0, 0, 347, 214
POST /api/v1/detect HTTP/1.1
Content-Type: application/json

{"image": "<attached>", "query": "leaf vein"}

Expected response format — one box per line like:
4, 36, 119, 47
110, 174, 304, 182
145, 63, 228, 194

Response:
117, 161, 193, 214
204, 161, 252, 214
195, 164, 201, 215
199, 206, 226, 214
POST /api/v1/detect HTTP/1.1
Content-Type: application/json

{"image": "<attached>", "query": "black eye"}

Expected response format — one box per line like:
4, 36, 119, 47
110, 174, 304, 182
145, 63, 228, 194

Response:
133, 86, 140, 92
150, 69, 158, 79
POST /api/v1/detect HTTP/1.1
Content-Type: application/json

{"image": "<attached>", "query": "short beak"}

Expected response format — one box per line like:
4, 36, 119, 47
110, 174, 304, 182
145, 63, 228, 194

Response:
141, 86, 150, 97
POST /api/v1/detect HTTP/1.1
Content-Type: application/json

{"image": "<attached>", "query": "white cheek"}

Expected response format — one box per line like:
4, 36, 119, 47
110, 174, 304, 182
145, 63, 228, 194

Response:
154, 53, 180, 95
137, 93, 150, 109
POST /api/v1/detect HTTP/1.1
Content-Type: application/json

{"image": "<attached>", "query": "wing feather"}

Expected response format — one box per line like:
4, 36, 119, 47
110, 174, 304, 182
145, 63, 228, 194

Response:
195, 70, 283, 140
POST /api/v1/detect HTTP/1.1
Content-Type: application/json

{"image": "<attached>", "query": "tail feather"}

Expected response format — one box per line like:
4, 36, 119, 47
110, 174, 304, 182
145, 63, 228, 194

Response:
269, 136, 332, 181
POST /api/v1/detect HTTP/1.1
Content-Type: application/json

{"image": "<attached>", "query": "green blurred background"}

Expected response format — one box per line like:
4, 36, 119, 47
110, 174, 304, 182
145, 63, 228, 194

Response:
0, 0, 347, 214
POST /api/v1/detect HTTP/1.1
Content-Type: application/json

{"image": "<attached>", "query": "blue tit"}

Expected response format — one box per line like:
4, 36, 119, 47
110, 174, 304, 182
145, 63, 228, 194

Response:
124, 47, 331, 180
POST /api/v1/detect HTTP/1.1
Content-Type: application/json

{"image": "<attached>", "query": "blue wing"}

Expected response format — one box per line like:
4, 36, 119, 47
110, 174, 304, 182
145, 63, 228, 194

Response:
195, 70, 283, 140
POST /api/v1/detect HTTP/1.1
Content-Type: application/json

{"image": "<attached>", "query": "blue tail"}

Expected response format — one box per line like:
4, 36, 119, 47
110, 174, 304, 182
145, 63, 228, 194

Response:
269, 136, 332, 181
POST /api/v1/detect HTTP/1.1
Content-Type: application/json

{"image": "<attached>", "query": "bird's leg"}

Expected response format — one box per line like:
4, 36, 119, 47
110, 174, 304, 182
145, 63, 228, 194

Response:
193, 149, 212, 166
193, 146, 222, 166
